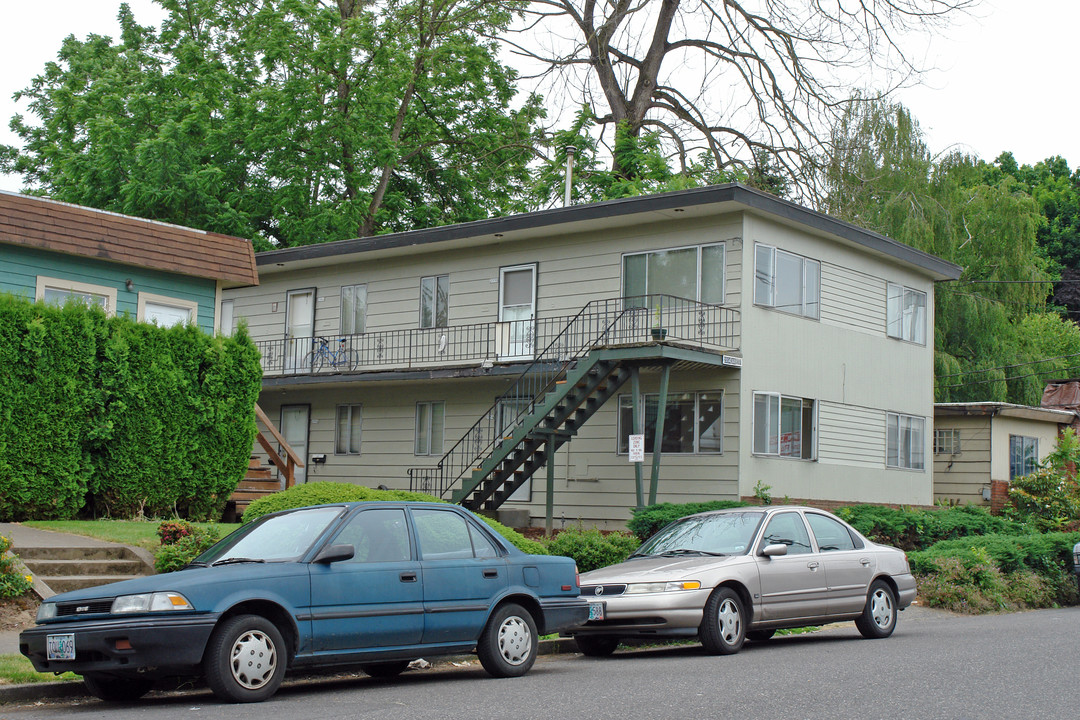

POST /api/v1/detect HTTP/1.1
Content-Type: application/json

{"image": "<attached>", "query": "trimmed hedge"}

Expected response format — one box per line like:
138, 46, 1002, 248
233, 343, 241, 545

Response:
908, 531, 1080, 576
546, 528, 640, 572
627, 500, 751, 541
240, 482, 546, 555
0, 295, 261, 521
834, 504, 1024, 552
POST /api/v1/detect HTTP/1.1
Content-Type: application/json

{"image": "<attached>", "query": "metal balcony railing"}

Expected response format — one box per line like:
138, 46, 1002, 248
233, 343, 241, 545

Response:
406, 295, 741, 499
254, 294, 740, 378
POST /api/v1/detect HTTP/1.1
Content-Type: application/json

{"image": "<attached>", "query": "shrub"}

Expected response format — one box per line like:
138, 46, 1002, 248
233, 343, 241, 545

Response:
627, 500, 751, 541
908, 531, 1080, 576
157, 521, 197, 545
835, 504, 1023, 552
1005, 468, 1080, 532
0, 535, 34, 599
153, 525, 222, 573
240, 481, 545, 555
546, 528, 640, 571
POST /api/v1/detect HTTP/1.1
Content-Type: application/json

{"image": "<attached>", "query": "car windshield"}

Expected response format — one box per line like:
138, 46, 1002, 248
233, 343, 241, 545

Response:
192, 506, 345, 565
632, 512, 764, 557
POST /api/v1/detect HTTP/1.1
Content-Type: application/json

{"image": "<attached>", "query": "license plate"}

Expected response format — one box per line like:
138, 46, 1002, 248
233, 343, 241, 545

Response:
47, 633, 76, 661
588, 601, 605, 621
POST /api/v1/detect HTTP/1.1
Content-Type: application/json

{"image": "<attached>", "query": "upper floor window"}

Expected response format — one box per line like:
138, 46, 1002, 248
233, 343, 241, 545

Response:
887, 412, 925, 470
933, 428, 960, 455
1009, 435, 1038, 479
35, 276, 114, 314
420, 275, 449, 328
623, 244, 725, 305
617, 390, 724, 455
754, 245, 820, 319
341, 284, 367, 335
753, 392, 815, 459
887, 283, 926, 344
415, 400, 445, 456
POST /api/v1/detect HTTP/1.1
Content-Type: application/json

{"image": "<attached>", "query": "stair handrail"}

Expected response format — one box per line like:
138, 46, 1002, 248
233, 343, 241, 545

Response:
254, 403, 305, 489
408, 294, 729, 499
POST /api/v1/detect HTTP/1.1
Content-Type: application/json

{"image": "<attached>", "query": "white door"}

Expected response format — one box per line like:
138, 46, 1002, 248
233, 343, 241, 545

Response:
279, 405, 310, 484
498, 265, 536, 360
285, 289, 315, 371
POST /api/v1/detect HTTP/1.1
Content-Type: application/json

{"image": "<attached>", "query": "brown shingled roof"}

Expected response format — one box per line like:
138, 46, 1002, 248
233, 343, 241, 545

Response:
0, 191, 258, 287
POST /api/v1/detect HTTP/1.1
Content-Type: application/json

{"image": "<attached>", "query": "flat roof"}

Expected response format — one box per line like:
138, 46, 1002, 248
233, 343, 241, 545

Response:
935, 402, 1076, 424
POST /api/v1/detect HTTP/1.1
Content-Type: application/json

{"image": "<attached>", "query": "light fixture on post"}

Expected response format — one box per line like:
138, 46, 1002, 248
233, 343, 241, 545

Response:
125, 279, 134, 292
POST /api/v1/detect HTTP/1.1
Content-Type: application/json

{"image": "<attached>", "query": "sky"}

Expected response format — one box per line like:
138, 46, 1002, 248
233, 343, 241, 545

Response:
1, 0, 1078, 193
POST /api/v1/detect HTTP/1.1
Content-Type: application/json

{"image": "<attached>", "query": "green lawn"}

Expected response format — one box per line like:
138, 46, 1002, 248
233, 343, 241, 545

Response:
22, 521, 240, 552
0, 654, 78, 685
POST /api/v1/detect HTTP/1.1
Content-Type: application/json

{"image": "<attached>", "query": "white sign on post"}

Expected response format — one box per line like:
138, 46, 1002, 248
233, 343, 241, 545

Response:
628, 434, 645, 463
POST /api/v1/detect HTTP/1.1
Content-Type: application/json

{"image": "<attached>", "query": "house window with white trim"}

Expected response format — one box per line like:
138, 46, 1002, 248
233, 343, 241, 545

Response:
933, 429, 960, 455
617, 391, 723, 455
138, 293, 197, 328
1009, 435, 1038, 479
415, 401, 445, 456
753, 393, 816, 459
887, 283, 927, 344
335, 404, 362, 455
341, 284, 367, 334
420, 275, 448, 328
622, 244, 725, 305
887, 412, 925, 470
35, 276, 114, 313
754, 244, 820, 318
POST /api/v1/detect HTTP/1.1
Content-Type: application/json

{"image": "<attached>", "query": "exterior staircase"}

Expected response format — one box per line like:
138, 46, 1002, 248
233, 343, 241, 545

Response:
223, 457, 282, 522
18, 546, 154, 595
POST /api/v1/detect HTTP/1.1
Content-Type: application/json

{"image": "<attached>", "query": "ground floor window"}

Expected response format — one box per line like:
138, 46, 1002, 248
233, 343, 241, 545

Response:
335, 404, 362, 455
617, 391, 723, 454
35, 276, 114, 313
1009, 435, 1038, 479
887, 412, 925, 470
415, 401, 445, 456
933, 428, 960, 455
753, 393, 815, 460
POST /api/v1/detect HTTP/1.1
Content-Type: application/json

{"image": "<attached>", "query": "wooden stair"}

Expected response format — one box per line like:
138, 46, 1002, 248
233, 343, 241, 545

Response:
223, 457, 282, 522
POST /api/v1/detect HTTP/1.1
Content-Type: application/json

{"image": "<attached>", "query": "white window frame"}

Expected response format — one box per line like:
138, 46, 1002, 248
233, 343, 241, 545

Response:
219, 299, 235, 335
340, 284, 367, 335
886, 412, 926, 470
414, 401, 445, 456
616, 390, 724, 455
35, 276, 116, 315
752, 392, 817, 460
621, 243, 726, 304
137, 292, 198, 327
335, 404, 363, 455
933, 428, 960, 455
1009, 435, 1039, 479
420, 275, 449, 329
753, 244, 821, 319
887, 283, 927, 345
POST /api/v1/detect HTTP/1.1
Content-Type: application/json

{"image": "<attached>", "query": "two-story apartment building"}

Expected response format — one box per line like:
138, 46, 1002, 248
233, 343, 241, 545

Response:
225, 184, 961, 528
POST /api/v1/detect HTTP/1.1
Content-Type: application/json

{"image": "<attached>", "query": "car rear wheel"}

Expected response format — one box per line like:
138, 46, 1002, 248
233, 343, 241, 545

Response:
747, 629, 776, 643
476, 602, 537, 678
361, 660, 411, 678
82, 673, 154, 702
699, 587, 746, 655
204, 614, 287, 703
855, 580, 897, 639
575, 635, 619, 657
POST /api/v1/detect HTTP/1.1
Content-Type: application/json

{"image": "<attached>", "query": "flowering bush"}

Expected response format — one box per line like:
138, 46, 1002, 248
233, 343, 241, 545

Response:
157, 520, 197, 545
154, 525, 221, 573
0, 535, 34, 599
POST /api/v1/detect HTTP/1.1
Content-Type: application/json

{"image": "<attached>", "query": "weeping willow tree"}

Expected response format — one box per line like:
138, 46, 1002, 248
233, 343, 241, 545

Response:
824, 98, 1080, 405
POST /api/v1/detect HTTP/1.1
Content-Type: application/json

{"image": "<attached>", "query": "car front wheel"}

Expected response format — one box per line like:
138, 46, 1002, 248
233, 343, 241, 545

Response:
699, 587, 746, 655
204, 614, 287, 703
476, 603, 537, 678
855, 579, 898, 639
82, 673, 154, 702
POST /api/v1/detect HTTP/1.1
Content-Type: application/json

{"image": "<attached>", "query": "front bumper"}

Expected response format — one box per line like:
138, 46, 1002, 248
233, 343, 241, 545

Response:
20, 614, 218, 677
538, 597, 591, 635
572, 588, 710, 636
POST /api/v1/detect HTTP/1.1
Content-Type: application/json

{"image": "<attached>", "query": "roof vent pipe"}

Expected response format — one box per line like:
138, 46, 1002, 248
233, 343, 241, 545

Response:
563, 146, 576, 207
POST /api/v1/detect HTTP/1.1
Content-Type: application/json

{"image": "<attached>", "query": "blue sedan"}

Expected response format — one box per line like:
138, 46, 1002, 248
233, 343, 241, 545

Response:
20, 502, 589, 703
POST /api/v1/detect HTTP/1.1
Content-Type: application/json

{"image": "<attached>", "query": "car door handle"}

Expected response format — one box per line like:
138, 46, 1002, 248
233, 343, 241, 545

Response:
400, 572, 417, 582
860, 558, 872, 567
806, 561, 820, 570
483, 569, 499, 579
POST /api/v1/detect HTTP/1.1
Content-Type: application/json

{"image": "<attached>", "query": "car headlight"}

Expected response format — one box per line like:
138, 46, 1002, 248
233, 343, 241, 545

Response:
36, 602, 57, 622
625, 581, 702, 594
111, 592, 194, 614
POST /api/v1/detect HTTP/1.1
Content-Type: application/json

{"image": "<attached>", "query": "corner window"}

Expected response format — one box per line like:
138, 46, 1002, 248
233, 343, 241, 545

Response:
754, 244, 820, 319
420, 275, 449, 328
617, 391, 723, 454
753, 393, 815, 459
933, 429, 960, 455
887, 283, 926, 344
622, 244, 725, 304
887, 412, 925, 470
341, 284, 367, 335
138, 293, 197, 328
35, 276, 115, 314
1009, 435, 1038, 479
219, 299, 235, 335
415, 401, 445, 456
335, 404, 362, 455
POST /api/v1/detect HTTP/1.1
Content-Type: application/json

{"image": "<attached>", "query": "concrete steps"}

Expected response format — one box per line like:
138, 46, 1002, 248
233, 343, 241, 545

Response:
18, 545, 155, 595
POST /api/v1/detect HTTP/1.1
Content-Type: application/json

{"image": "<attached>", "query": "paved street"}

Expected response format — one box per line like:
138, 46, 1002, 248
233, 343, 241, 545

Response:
2, 606, 1076, 720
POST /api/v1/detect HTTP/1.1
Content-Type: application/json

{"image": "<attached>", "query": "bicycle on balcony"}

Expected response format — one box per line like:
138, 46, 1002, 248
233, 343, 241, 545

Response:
304, 336, 357, 371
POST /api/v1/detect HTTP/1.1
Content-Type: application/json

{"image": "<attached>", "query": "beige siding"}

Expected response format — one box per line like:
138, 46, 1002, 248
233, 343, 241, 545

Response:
932, 417, 992, 506
818, 402, 885, 468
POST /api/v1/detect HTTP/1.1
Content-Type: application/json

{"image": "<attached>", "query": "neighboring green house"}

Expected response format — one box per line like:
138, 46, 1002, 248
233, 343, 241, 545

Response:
1, 191, 258, 333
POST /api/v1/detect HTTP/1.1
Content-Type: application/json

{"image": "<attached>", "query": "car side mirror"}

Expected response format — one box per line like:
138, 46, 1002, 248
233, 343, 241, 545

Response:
313, 543, 355, 564
761, 543, 788, 557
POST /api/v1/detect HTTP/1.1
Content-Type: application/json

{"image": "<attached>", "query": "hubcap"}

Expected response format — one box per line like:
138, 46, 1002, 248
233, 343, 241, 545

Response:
717, 598, 741, 644
230, 630, 277, 690
497, 615, 533, 666
870, 589, 894, 629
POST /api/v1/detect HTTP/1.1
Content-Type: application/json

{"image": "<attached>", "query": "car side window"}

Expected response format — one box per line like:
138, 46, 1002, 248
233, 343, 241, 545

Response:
805, 513, 856, 552
413, 509, 475, 560
469, 523, 500, 558
760, 512, 812, 555
333, 508, 411, 563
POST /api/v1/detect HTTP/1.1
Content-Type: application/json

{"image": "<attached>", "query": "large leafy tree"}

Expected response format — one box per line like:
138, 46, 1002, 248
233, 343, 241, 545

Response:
824, 98, 1080, 405
2, 0, 542, 246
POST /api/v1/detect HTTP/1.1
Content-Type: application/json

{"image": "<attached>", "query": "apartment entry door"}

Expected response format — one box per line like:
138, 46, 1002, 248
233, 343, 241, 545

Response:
279, 405, 310, 485
285, 288, 315, 372
498, 264, 536, 360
